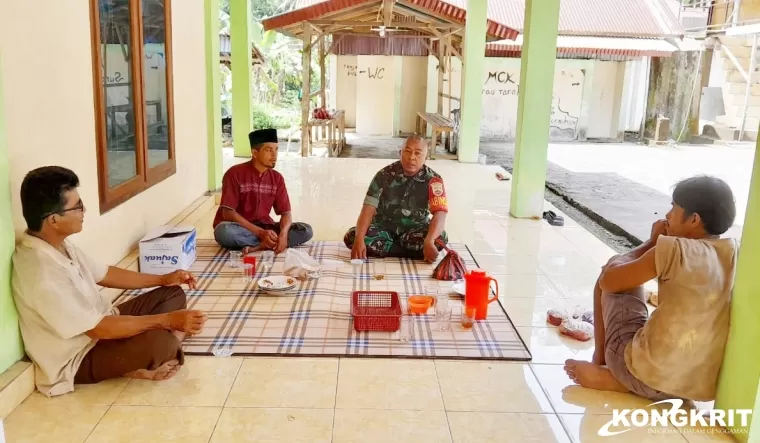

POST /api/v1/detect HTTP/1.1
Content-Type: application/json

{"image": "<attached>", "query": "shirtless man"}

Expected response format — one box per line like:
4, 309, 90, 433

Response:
564, 176, 738, 402
12, 166, 207, 397
213, 128, 313, 254
344, 135, 448, 262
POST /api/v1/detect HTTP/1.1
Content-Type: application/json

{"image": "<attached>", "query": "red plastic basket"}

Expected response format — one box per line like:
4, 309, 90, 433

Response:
351, 291, 401, 332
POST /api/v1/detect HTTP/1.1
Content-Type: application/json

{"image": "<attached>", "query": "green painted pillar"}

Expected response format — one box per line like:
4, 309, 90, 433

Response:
0, 53, 25, 374
457, 0, 487, 163
715, 142, 760, 442
205, 0, 223, 190
230, 0, 253, 158
509, 0, 560, 218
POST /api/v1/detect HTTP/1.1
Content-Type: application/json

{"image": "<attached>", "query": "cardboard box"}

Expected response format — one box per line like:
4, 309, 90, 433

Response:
138, 225, 197, 275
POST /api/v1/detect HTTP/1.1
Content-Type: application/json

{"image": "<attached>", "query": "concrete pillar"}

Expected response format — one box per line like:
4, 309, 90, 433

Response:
230, 0, 253, 158
715, 142, 760, 442
0, 52, 24, 373
456, 0, 487, 163
509, 0, 560, 218
205, 0, 223, 190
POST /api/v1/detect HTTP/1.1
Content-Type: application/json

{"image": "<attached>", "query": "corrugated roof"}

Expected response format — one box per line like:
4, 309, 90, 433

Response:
219, 30, 265, 64
263, 0, 519, 41
486, 36, 682, 58
292, 0, 684, 38
483, 0, 683, 38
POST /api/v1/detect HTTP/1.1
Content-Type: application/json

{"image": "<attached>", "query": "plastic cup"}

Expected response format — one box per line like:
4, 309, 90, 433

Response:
241, 263, 255, 283
461, 305, 476, 330
229, 250, 242, 268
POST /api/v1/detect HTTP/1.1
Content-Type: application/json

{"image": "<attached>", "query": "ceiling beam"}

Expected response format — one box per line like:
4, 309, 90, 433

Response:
383, 0, 395, 27
332, 31, 433, 39
308, 19, 461, 29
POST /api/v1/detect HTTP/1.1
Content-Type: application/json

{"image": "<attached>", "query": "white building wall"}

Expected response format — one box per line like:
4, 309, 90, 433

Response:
399, 57, 429, 134
332, 55, 357, 128
0, 0, 209, 266
334, 54, 628, 142
354, 55, 395, 135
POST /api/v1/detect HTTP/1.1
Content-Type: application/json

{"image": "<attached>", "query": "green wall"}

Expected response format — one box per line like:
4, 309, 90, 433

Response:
715, 139, 760, 441
0, 53, 25, 374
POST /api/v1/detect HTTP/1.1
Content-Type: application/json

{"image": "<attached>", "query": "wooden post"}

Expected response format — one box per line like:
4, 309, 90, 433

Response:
437, 40, 444, 115
319, 34, 326, 139
446, 34, 453, 151
446, 35, 452, 115
301, 23, 312, 157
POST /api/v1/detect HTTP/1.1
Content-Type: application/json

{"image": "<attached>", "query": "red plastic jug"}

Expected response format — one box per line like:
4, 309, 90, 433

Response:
464, 269, 499, 320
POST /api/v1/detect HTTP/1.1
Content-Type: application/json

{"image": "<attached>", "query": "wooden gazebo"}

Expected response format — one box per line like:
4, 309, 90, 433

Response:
262, 0, 518, 157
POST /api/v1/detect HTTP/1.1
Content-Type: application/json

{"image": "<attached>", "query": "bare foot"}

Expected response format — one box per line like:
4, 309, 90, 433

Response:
564, 359, 629, 393
126, 359, 181, 381
592, 351, 605, 366
241, 245, 264, 254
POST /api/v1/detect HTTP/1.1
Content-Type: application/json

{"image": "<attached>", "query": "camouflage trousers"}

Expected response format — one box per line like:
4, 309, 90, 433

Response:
343, 224, 448, 259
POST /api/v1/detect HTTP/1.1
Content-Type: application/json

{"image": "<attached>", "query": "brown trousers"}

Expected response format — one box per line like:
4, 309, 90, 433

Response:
74, 286, 187, 384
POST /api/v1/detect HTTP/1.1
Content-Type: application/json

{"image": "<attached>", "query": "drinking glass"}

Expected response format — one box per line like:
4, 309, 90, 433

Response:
436, 306, 452, 332
398, 299, 413, 341
261, 251, 274, 272
426, 284, 446, 313
241, 263, 255, 283
228, 250, 242, 268
373, 260, 386, 281
399, 313, 414, 342
461, 305, 476, 330
350, 259, 363, 279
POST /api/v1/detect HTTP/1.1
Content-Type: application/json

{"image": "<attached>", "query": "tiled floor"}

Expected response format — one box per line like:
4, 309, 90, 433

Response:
4, 157, 734, 442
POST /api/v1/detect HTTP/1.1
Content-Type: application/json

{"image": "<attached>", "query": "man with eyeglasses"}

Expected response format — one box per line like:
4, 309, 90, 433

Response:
11, 166, 207, 397
344, 135, 448, 262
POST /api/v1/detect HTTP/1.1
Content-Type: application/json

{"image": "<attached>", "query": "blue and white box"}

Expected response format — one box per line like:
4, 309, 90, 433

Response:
138, 225, 197, 275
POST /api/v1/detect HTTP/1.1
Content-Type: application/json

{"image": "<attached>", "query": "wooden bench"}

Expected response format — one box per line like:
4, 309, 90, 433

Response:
415, 112, 454, 159
307, 110, 346, 157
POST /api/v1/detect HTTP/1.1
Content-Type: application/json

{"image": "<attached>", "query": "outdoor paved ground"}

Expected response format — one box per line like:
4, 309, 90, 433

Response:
484, 141, 751, 243
331, 134, 754, 245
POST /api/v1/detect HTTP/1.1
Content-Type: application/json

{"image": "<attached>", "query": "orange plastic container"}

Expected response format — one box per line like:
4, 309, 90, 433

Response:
464, 269, 499, 320
407, 295, 434, 314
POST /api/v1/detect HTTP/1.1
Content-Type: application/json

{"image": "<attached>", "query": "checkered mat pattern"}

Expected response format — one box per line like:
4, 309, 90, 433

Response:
116, 240, 532, 361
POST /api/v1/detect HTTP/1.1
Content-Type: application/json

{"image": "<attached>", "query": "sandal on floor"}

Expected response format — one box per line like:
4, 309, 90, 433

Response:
559, 319, 594, 341
495, 172, 511, 181
543, 210, 565, 226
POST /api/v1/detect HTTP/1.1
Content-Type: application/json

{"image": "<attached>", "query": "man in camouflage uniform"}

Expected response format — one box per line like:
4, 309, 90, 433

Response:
344, 135, 448, 262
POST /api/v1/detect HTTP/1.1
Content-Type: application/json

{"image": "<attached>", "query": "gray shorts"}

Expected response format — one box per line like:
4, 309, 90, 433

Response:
602, 292, 672, 401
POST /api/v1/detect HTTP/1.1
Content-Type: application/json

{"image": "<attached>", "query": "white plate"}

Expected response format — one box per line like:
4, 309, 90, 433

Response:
452, 280, 466, 296
258, 275, 297, 291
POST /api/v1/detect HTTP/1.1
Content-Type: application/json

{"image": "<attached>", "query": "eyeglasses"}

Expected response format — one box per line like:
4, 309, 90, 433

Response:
41, 201, 85, 220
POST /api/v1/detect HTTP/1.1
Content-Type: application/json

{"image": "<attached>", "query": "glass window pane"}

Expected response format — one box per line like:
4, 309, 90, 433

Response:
142, 0, 170, 168
99, 0, 139, 188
